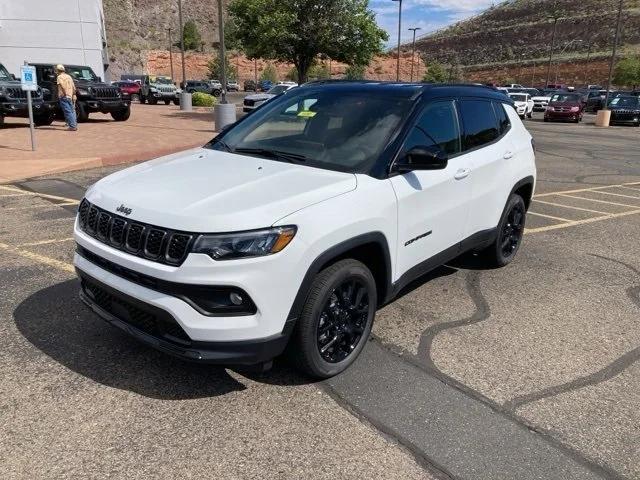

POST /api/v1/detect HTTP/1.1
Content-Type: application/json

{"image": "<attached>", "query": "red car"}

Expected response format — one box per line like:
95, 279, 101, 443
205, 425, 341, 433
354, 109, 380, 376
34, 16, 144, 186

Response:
544, 92, 583, 123
112, 81, 141, 100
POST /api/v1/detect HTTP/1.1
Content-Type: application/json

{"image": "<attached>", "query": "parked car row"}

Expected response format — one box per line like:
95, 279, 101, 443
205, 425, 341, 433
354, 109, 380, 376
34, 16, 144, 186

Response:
243, 82, 298, 112
0, 61, 131, 125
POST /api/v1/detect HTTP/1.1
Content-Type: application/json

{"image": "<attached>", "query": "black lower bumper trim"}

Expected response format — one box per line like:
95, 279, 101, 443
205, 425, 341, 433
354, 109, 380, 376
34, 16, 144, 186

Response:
78, 269, 290, 365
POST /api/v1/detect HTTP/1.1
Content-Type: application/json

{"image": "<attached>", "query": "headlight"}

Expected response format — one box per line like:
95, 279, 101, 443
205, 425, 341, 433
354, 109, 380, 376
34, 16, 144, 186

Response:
192, 226, 297, 260
570, 106, 579, 112
149, 87, 158, 92
546, 106, 554, 112
77, 88, 89, 96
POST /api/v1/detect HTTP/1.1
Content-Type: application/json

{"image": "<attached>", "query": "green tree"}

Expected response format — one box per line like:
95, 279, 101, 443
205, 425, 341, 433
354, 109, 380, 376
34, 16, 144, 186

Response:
614, 57, 640, 88
207, 54, 238, 80
285, 66, 299, 82
260, 63, 278, 82
182, 20, 202, 50
308, 63, 330, 80
345, 64, 366, 80
423, 61, 447, 83
228, 0, 388, 83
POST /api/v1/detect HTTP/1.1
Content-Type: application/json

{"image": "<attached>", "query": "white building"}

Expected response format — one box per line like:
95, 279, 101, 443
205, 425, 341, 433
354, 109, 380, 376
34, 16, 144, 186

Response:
0, 0, 109, 80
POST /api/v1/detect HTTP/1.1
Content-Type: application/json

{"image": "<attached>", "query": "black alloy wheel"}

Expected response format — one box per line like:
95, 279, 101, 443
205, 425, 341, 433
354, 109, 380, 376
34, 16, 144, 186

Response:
292, 259, 376, 378
317, 278, 370, 364
499, 200, 525, 260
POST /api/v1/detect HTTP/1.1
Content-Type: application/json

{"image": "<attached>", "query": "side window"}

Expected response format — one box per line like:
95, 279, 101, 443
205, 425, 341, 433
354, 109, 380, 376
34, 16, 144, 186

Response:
459, 99, 499, 151
400, 127, 432, 155
414, 100, 461, 155
493, 102, 511, 135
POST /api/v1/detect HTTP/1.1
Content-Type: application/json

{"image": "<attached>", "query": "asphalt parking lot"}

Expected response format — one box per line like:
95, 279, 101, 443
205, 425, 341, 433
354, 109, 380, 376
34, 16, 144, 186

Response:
1, 111, 639, 479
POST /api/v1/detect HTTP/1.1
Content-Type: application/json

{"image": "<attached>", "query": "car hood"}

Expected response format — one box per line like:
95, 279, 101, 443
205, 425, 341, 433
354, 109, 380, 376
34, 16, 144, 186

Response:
532, 96, 551, 101
246, 93, 275, 102
549, 102, 581, 107
86, 148, 357, 232
75, 79, 115, 88
609, 104, 640, 111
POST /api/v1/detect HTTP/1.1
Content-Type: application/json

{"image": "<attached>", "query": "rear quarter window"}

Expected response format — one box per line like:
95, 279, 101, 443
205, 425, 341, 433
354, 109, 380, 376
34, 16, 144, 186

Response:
492, 102, 511, 135
459, 99, 499, 151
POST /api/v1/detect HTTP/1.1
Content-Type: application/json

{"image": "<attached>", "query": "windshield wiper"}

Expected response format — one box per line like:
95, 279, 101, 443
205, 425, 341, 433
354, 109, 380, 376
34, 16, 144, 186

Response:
233, 147, 308, 163
208, 137, 232, 152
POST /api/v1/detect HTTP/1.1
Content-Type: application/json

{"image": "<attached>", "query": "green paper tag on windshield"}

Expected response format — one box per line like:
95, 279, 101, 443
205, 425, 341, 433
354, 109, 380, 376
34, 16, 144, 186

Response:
298, 111, 316, 118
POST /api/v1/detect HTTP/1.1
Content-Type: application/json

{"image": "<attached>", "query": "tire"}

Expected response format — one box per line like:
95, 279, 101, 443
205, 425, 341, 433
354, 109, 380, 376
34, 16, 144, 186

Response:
212, 89, 222, 97
527, 110, 533, 119
173, 99, 180, 106
75, 102, 89, 123
0, 115, 4, 126
291, 259, 377, 378
139, 94, 146, 104
634, 121, 640, 127
148, 97, 158, 105
543, 117, 549, 122
164, 99, 170, 105
110, 107, 131, 122
478, 194, 526, 268
34, 113, 54, 126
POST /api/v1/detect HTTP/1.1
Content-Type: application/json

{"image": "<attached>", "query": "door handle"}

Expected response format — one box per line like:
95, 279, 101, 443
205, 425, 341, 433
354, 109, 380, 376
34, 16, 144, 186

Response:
503, 151, 514, 160
454, 168, 471, 180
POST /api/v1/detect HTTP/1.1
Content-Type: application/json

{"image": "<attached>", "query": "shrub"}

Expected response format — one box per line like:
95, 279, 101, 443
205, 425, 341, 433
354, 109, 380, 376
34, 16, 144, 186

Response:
191, 92, 216, 107
260, 63, 278, 83
345, 64, 366, 80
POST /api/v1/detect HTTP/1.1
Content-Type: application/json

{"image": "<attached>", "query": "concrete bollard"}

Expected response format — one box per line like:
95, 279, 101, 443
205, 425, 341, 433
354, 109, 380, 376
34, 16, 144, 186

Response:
595, 109, 611, 127
215, 102, 237, 132
180, 92, 192, 111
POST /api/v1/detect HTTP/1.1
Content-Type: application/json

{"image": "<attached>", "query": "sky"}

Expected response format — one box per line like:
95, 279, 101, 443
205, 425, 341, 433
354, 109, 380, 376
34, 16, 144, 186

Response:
370, 0, 495, 47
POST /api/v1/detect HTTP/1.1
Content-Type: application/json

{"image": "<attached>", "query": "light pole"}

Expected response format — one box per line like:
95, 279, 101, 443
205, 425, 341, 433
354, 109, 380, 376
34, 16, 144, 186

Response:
530, 61, 536, 86
408, 27, 421, 82
392, 0, 402, 81
554, 39, 582, 84
603, 0, 624, 111
178, 0, 187, 88
167, 27, 174, 80
214, 0, 236, 130
583, 38, 594, 87
545, 15, 559, 87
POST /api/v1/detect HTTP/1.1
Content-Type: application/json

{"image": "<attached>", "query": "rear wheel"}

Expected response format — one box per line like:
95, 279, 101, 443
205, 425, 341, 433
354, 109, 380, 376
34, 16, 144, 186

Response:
291, 259, 376, 378
164, 99, 171, 105
173, 99, 180, 105
148, 97, 158, 105
478, 194, 526, 268
139, 94, 146, 104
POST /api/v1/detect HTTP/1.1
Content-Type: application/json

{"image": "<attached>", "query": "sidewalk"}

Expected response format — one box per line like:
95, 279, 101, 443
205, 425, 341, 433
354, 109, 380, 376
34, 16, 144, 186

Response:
0, 104, 217, 183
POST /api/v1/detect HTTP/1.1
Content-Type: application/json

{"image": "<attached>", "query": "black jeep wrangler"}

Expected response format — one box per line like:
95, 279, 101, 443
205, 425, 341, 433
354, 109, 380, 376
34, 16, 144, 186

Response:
33, 63, 130, 122
0, 63, 55, 127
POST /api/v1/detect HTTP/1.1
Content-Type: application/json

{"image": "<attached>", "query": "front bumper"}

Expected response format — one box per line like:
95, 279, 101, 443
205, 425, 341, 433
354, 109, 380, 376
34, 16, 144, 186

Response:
81, 98, 130, 113
610, 113, 640, 125
544, 111, 581, 121
78, 268, 290, 364
150, 91, 180, 99
0, 100, 52, 117
533, 103, 547, 111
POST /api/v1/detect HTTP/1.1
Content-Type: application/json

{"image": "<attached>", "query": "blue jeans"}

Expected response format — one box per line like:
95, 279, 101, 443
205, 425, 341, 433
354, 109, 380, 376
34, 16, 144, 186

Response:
59, 97, 77, 129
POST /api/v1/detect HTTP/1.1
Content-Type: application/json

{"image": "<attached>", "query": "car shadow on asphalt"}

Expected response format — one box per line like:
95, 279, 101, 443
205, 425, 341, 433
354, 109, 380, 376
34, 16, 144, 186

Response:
12, 279, 307, 399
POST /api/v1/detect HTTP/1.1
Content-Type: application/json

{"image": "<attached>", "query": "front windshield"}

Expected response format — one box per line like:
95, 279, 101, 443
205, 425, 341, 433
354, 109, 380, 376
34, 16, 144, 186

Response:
509, 94, 527, 102
610, 97, 639, 107
267, 85, 289, 95
66, 65, 98, 81
207, 88, 412, 173
550, 94, 580, 103
155, 76, 173, 84
0, 64, 11, 80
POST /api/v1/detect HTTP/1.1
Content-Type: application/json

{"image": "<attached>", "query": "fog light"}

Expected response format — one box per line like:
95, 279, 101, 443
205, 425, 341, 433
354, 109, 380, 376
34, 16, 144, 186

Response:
229, 292, 244, 305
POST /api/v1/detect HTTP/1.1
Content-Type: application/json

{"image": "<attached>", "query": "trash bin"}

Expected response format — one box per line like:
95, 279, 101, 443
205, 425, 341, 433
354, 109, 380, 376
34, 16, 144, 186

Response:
215, 102, 237, 132
180, 92, 192, 112
595, 109, 611, 127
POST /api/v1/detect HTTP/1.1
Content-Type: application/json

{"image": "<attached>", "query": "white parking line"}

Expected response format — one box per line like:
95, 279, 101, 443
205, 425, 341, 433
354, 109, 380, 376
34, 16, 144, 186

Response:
1, 202, 78, 211
591, 190, 640, 200
18, 237, 75, 247
533, 181, 640, 198
525, 208, 640, 234
0, 241, 74, 273
0, 185, 79, 204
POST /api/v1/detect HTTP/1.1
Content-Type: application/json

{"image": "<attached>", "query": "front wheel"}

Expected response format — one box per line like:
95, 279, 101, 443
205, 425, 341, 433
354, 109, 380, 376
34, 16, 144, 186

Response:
148, 97, 158, 105
34, 112, 54, 126
111, 107, 131, 122
173, 99, 180, 105
164, 99, 171, 105
478, 194, 526, 268
139, 94, 145, 104
291, 259, 376, 378
75, 102, 89, 122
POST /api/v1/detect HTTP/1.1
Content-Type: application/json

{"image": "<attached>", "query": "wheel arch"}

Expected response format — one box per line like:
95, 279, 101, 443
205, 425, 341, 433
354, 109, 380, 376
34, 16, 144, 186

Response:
285, 232, 392, 330
511, 176, 535, 210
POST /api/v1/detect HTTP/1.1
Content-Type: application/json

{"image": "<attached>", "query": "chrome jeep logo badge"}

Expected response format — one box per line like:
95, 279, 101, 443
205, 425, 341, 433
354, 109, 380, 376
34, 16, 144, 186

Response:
116, 204, 132, 216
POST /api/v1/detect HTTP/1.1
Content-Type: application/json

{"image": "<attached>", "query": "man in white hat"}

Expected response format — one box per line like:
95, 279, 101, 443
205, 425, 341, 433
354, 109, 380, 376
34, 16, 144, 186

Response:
55, 64, 77, 131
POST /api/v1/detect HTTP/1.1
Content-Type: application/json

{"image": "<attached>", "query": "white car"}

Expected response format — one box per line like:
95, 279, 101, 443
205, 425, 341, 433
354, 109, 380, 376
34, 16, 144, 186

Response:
532, 93, 552, 111
508, 92, 534, 118
243, 83, 297, 112
74, 83, 536, 378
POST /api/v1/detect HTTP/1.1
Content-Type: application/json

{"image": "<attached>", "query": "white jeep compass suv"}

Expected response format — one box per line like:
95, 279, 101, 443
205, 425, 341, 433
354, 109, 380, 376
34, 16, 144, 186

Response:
74, 82, 536, 378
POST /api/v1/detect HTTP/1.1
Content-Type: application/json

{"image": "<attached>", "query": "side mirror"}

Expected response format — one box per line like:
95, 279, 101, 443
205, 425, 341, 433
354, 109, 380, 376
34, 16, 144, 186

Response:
394, 145, 448, 173
97, 76, 102, 83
